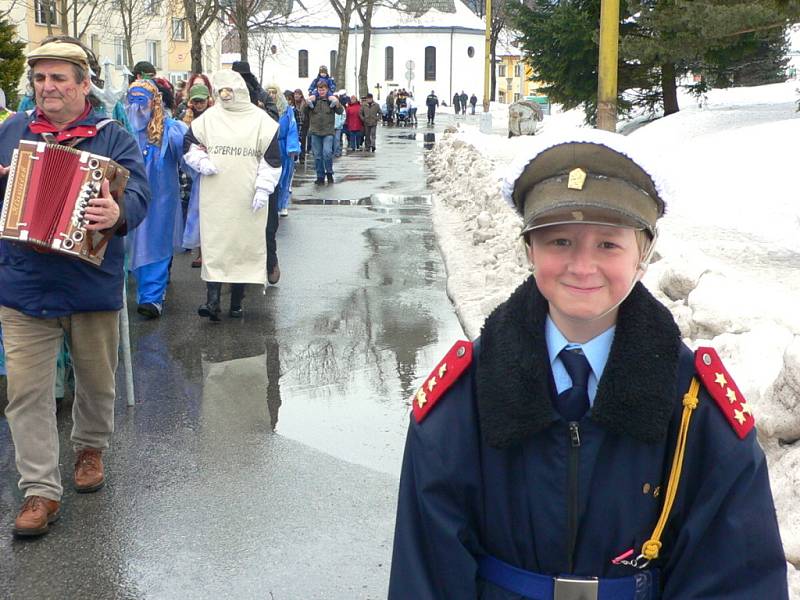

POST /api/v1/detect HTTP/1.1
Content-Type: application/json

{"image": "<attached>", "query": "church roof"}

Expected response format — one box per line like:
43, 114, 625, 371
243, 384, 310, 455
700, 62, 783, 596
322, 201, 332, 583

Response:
270, 0, 485, 31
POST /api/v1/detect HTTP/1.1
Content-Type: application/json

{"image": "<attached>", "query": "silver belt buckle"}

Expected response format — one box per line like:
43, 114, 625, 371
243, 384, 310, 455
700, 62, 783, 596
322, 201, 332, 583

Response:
553, 576, 599, 600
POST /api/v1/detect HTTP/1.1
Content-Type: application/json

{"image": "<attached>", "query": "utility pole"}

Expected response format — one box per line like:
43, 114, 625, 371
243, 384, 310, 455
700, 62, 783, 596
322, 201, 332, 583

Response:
483, 0, 492, 112
597, 0, 619, 131
480, 0, 493, 132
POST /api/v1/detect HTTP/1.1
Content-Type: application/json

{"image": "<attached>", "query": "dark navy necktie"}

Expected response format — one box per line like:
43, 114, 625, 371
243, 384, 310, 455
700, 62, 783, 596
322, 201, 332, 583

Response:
556, 349, 591, 422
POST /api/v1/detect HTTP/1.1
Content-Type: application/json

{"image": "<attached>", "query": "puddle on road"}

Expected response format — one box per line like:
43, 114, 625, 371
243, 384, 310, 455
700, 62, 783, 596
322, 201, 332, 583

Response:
171, 191, 462, 477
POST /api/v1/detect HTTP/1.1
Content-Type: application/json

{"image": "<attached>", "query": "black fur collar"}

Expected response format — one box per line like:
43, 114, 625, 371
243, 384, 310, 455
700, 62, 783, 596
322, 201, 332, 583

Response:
476, 277, 681, 449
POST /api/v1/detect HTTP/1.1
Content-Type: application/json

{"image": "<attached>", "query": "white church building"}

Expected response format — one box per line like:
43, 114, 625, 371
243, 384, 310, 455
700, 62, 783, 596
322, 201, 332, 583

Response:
229, 0, 486, 103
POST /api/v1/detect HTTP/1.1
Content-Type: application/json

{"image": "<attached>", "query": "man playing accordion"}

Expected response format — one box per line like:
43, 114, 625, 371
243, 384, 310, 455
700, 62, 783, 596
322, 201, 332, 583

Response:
0, 39, 149, 537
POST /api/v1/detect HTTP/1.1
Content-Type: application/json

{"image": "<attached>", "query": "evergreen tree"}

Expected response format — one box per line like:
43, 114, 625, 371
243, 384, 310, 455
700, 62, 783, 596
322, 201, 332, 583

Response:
511, 0, 800, 120
510, 0, 649, 123
622, 0, 799, 112
0, 19, 25, 109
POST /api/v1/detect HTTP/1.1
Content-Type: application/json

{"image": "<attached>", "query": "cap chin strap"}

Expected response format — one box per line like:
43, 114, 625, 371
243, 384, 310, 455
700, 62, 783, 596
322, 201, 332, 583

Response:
591, 227, 659, 323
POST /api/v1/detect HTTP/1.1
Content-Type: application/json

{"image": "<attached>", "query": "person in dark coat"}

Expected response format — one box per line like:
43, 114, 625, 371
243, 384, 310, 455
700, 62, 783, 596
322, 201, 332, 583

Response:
460, 90, 468, 113
0, 39, 149, 537
388, 130, 788, 599
453, 92, 461, 114
469, 93, 478, 114
425, 90, 439, 126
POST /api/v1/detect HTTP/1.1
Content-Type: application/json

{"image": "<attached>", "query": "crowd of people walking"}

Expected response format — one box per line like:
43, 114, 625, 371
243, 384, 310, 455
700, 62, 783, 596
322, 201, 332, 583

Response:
0, 38, 448, 539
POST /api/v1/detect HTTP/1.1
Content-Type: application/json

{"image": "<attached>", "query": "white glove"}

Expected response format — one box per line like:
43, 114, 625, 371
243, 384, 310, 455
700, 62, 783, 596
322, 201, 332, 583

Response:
252, 189, 269, 212
184, 144, 218, 175
329, 95, 339, 106
198, 156, 218, 176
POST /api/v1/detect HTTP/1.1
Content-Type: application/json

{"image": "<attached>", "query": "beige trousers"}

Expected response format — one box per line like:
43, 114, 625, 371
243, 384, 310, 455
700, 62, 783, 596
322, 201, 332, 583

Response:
0, 306, 119, 501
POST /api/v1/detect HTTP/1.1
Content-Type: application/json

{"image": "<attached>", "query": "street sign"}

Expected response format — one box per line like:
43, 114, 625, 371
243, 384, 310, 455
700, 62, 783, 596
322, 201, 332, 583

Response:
405, 70, 415, 81
405, 60, 415, 70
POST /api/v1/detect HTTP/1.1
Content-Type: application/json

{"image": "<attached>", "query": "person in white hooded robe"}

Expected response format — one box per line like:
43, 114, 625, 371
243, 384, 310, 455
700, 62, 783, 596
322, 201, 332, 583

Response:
182, 70, 282, 321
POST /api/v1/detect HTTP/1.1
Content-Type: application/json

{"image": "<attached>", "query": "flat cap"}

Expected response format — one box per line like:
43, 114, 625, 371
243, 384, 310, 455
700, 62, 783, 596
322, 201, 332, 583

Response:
27, 41, 89, 69
188, 84, 210, 100
502, 129, 667, 237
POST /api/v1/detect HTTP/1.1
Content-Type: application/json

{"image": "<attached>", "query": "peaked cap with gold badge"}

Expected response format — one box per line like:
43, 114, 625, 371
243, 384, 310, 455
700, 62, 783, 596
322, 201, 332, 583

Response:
501, 129, 670, 238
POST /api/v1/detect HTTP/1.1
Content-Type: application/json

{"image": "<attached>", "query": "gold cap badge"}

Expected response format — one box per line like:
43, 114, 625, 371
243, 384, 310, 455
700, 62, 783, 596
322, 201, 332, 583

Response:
567, 168, 587, 190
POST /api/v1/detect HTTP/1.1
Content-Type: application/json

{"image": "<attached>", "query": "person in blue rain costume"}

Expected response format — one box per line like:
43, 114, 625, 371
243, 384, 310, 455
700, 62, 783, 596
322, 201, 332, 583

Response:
264, 83, 299, 217
125, 79, 187, 318
388, 130, 788, 599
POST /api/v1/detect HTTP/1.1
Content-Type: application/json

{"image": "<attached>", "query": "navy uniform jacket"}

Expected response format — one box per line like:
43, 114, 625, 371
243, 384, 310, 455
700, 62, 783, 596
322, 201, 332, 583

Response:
389, 278, 787, 599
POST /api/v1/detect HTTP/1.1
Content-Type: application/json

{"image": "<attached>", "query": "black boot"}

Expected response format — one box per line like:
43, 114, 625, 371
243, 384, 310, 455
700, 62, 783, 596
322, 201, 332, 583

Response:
198, 282, 222, 322
229, 283, 246, 318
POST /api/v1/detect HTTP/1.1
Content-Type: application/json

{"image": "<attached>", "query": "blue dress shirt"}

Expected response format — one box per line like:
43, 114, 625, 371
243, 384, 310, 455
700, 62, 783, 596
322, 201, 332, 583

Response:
545, 316, 616, 407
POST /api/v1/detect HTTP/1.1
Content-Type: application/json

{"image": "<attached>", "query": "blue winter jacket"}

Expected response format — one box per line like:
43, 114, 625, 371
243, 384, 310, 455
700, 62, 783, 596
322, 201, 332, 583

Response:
0, 109, 149, 317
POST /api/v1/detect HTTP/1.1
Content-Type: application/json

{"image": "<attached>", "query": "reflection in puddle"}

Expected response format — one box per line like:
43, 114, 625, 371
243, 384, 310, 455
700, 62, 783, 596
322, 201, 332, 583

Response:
424, 133, 436, 150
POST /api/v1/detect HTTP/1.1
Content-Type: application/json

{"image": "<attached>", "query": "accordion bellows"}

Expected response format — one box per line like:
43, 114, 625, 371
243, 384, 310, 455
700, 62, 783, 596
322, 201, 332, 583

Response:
0, 140, 129, 266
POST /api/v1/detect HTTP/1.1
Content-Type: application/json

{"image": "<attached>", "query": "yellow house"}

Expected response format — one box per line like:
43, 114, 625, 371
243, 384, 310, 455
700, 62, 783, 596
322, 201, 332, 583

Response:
495, 31, 541, 104
3, 0, 223, 93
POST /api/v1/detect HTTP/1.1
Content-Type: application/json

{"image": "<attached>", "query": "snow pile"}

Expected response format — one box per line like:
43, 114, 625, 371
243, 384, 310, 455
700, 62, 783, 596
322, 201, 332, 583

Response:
425, 81, 800, 593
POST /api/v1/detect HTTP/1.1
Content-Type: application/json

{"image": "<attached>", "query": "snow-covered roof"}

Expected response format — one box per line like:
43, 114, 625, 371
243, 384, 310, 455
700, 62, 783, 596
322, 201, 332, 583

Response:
269, 0, 485, 31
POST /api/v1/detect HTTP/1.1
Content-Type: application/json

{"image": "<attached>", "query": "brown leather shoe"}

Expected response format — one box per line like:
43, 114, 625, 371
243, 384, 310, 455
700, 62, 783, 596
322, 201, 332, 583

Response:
13, 495, 61, 537
74, 448, 105, 493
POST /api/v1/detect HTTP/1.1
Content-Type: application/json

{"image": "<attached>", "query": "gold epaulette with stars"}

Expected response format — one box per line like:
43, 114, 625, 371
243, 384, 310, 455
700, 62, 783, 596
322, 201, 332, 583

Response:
412, 340, 473, 423
694, 347, 754, 439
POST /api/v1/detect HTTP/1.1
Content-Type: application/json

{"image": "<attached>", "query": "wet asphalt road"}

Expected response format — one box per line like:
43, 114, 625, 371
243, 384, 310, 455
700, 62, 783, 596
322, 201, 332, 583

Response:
0, 119, 464, 599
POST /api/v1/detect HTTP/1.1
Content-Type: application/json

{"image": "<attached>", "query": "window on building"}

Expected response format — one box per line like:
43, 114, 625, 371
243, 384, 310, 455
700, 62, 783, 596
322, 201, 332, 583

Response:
330, 50, 337, 76
514, 93, 521, 102
270, 45, 277, 55
514, 63, 521, 77
172, 18, 186, 41
385, 46, 394, 80
90, 34, 101, 58
114, 38, 125, 68
146, 40, 160, 69
34, 0, 58, 26
467, 46, 475, 58
298, 49, 308, 78
424, 46, 436, 81
144, 0, 160, 15
498, 64, 506, 77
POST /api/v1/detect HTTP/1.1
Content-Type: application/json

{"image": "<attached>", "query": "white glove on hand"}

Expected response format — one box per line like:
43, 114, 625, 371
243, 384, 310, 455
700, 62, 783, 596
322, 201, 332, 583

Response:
252, 189, 269, 212
198, 156, 218, 176
329, 95, 339, 106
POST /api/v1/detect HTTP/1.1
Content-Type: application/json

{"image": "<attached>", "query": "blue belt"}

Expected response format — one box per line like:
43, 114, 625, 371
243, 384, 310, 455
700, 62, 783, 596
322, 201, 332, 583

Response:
478, 555, 658, 600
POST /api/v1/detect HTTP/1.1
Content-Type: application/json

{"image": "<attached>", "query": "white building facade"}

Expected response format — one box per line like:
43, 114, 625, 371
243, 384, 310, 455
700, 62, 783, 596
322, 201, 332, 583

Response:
237, 0, 485, 103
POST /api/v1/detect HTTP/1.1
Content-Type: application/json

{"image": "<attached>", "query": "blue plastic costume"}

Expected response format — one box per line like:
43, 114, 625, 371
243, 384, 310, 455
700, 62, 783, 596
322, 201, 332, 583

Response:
181, 167, 201, 249
125, 84, 187, 309
276, 105, 300, 212
389, 278, 788, 600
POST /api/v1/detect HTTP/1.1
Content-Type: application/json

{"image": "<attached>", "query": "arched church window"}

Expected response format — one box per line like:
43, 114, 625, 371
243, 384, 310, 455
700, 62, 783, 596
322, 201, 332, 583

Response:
298, 49, 308, 78
467, 46, 475, 58
330, 50, 337, 76
424, 46, 436, 81
385, 46, 394, 80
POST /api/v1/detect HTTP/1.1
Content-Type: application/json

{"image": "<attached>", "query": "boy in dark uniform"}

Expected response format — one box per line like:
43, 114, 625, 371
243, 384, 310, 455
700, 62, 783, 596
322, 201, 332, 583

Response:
389, 130, 788, 599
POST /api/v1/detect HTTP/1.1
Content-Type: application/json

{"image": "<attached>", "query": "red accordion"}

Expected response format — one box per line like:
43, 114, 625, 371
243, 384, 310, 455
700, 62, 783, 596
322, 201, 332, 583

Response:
0, 140, 129, 266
